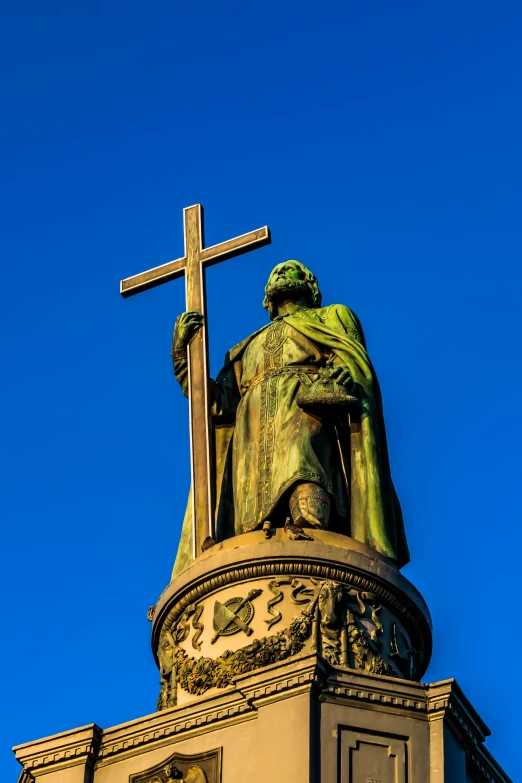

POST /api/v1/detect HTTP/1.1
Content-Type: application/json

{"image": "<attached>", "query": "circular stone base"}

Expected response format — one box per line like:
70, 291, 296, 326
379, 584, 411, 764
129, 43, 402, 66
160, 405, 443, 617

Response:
152, 530, 432, 709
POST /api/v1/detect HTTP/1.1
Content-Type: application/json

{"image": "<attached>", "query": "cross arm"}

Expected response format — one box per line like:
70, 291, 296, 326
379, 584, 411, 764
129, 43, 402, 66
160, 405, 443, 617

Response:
119, 224, 271, 298
200, 226, 271, 266
120, 256, 187, 298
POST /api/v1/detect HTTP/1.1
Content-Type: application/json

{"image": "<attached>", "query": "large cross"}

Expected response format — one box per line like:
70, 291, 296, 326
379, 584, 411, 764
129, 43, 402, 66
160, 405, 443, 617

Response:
120, 204, 271, 558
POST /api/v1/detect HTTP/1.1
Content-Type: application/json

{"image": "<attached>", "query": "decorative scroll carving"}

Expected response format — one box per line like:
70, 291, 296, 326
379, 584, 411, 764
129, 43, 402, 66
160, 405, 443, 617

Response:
173, 603, 206, 650
369, 603, 384, 646
265, 578, 292, 629
191, 605, 204, 650
174, 606, 195, 644
264, 578, 312, 629
290, 578, 314, 604
157, 578, 396, 707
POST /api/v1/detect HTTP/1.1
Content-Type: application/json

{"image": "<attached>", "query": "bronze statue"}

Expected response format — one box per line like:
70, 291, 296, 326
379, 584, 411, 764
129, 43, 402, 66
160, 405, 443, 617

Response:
172, 260, 409, 575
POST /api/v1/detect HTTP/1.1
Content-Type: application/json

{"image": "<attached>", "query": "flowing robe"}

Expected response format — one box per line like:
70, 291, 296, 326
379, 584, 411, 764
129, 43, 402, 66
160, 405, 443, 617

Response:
223, 318, 350, 532
172, 304, 409, 577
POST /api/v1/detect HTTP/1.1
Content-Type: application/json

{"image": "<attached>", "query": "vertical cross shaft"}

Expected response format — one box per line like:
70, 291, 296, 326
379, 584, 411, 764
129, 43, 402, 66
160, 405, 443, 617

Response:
120, 204, 271, 560
183, 205, 215, 556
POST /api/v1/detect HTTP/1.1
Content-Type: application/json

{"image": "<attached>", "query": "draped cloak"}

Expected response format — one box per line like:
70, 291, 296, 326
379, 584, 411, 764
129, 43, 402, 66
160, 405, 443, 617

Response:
172, 304, 409, 577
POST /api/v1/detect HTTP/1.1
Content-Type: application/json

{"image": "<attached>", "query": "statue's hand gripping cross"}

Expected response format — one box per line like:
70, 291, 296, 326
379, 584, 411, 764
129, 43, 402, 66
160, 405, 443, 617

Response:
120, 205, 271, 559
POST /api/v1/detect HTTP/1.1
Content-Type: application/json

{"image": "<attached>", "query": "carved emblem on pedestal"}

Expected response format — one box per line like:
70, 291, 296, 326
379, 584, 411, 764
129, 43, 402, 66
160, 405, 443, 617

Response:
130, 748, 221, 783
211, 588, 262, 643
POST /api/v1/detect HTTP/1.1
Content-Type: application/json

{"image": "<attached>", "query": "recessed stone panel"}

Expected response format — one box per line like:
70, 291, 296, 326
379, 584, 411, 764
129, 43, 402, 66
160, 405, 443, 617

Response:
339, 727, 407, 783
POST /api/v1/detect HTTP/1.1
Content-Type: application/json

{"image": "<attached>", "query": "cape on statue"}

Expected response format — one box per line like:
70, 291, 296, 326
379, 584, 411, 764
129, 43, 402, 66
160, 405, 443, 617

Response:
172, 261, 409, 577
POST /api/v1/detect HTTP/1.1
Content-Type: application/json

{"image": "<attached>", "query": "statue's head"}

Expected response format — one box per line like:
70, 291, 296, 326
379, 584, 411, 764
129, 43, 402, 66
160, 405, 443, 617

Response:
163, 763, 184, 781
263, 261, 322, 320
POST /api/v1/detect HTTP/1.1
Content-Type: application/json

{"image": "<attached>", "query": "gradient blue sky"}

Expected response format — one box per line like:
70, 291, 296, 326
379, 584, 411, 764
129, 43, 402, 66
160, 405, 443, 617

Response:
2, 1, 522, 779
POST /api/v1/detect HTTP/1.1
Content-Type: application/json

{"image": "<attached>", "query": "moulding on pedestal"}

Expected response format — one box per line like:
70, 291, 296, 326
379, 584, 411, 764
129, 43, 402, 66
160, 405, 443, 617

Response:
13, 723, 101, 779
12, 656, 513, 783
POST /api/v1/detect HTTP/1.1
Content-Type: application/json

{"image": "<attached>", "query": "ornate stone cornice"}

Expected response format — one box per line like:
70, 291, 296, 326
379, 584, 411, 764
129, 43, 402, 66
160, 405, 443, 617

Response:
96, 694, 253, 768
323, 666, 427, 713
427, 678, 489, 743
96, 654, 326, 768
235, 651, 328, 705
427, 679, 513, 783
96, 656, 449, 769
13, 723, 102, 776
466, 749, 513, 783
96, 654, 435, 768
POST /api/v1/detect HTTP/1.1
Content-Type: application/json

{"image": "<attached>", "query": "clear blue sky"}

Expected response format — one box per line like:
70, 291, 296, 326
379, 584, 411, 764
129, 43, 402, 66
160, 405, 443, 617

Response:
2, 1, 521, 779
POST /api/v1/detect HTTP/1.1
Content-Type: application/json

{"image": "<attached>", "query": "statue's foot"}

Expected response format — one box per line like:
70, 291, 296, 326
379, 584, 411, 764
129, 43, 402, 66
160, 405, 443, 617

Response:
289, 482, 330, 530
284, 518, 314, 541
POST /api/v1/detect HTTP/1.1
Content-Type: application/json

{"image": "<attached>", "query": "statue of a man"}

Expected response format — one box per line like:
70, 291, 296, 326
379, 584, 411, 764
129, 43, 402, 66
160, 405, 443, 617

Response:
171, 261, 409, 575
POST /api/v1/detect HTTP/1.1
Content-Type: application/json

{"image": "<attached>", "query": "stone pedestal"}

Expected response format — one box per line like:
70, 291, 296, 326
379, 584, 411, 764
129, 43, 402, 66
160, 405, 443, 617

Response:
13, 660, 511, 782
13, 532, 512, 782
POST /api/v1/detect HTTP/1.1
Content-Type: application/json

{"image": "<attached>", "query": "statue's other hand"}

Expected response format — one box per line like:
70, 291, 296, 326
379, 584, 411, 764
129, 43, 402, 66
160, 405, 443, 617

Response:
173, 310, 204, 351
326, 359, 355, 391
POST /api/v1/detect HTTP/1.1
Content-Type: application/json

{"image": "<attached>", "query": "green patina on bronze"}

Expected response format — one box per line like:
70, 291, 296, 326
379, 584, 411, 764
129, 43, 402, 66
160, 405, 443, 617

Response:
172, 261, 409, 576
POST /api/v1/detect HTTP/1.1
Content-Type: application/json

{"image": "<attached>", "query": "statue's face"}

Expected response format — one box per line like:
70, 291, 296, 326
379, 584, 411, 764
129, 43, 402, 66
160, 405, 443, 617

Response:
271, 261, 308, 283
265, 261, 312, 305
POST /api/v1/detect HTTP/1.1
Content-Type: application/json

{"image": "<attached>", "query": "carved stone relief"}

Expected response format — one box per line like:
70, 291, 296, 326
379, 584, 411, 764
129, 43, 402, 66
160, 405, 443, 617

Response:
390, 621, 416, 679
156, 577, 412, 709
173, 603, 205, 650
211, 588, 262, 642
129, 748, 221, 783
